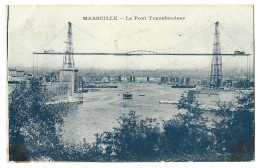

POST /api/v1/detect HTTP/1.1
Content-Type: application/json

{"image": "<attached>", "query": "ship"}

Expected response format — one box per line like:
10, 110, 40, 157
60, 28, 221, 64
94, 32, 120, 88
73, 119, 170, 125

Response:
81, 88, 89, 93
46, 93, 84, 104
159, 100, 178, 104
198, 105, 221, 112
171, 84, 196, 88
123, 92, 133, 99
84, 84, 118, 88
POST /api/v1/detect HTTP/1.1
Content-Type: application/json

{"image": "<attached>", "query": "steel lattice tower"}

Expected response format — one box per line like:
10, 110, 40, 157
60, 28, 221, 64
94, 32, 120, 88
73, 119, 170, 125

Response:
63, 22, 75, 69
60, 22, 78, 95
210, 21, 222, 89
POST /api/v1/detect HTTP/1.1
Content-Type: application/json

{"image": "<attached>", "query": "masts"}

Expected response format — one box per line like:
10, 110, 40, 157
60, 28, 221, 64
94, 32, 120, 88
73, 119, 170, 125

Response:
210, 21, 222, 89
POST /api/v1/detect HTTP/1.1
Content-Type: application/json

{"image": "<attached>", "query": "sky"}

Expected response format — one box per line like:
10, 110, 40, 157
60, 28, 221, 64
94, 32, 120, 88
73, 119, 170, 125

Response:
7, 5, 254, 70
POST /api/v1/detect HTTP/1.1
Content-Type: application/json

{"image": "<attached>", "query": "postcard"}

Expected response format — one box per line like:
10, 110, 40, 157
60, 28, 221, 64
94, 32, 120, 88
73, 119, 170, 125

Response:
7, 5, 254, 162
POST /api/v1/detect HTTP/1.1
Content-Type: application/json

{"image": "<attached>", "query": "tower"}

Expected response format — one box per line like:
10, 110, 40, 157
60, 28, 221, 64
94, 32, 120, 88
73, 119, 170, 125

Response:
210, 21, 222, 89
63, 22, 75, 69
60, 22, 79, 95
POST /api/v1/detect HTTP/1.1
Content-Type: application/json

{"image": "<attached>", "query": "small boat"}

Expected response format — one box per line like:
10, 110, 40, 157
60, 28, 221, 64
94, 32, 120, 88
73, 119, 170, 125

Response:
81, 88, 89, 93
198, 105, 220, 111
171, 85, 196, 88
139, 94, 145, 96
159, 100, 178, 104
68, 94, 84, 104
89, 88, 101, 92
84, 84, 118, 88
123, 92, 133, 99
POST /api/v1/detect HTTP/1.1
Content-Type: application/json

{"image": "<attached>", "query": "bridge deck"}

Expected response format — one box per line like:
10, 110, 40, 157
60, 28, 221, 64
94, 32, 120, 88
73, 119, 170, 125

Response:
33, 52, 250, 56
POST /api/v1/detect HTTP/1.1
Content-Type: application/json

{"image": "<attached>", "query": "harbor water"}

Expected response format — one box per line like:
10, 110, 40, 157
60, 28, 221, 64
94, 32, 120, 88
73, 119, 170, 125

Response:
62, 83, 227, 144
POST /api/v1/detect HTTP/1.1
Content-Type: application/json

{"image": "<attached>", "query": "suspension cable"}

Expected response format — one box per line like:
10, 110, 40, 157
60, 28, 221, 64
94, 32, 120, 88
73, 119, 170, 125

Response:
72, 24, 124, 52
37, 24, 67, 52
219, 24, 245, 51
166, 23, 215, 52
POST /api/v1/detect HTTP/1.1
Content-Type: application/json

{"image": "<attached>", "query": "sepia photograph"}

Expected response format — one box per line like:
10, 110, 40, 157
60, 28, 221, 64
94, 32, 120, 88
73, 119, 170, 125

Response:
6, 5, 254, 162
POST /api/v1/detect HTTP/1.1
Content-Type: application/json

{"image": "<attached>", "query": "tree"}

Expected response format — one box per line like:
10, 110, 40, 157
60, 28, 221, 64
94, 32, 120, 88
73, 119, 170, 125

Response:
9, 78, 70, 161
163, 109, 213, 159
97, 110, 162, 161
212, 92, 254, 161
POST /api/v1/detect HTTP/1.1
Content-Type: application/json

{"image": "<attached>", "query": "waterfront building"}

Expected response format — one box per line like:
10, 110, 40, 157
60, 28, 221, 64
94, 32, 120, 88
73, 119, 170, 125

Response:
200, 80, 208, 87
8, 68, 32, 94
101, 76, 110, 83
44, 82, 71, 101
59, 69, 79, 95
8, 68, 17, 77
161, 77, 168, 83
8, 68, 29, 83
185, 78, 191, 85
129, 76, 136, 82
180, 78, 184, 84
170, 77, 175, 83
223, 80, 233, 88
175, 77, 179, 83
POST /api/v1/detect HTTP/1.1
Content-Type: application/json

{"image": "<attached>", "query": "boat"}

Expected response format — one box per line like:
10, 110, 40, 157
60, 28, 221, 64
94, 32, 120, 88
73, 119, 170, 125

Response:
47, 93, 84, 104
139, 94, 145, 96
123, 92, 133, 99
159, 100, 178, 104
89, 88, 101, 92
70, 94, 84, 104
171, 85, 196, 88
84, 84, 118, 88
198, 105, 220, 111
81, 88, 89, 93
